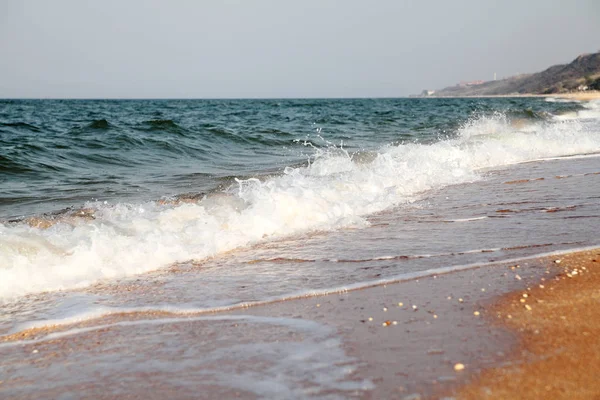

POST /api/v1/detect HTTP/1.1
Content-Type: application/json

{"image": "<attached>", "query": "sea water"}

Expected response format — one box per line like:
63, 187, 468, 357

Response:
1, 97, 599, 302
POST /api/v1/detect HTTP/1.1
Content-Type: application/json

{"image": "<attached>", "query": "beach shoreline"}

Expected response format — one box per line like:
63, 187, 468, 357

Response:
2, 248, 598, 399
555, 90, 600, 101
234, 248, 600, 399
423, 90, 600, 100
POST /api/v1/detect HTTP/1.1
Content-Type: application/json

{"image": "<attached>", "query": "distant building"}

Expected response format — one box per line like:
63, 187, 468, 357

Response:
458, 80, 485, 87
420, 89, 436, 96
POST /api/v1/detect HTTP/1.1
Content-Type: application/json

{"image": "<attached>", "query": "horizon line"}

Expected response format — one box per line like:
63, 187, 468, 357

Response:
0, 96, 417, 101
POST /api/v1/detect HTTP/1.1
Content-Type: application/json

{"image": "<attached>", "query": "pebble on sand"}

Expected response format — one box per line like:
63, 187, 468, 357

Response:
454, 363, 465, 371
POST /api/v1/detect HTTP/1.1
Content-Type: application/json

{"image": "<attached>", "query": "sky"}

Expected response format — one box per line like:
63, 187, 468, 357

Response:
1, 0, 599, 98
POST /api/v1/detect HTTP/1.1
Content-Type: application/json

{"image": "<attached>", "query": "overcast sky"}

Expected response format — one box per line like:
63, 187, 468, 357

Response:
1, 0, 599, 98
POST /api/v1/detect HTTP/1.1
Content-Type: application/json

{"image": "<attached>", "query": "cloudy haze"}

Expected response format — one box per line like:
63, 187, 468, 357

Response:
1, 0, 599, 98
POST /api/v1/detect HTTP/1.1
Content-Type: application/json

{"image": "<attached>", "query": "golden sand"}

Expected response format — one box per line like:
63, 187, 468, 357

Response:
454, 250, 600, 400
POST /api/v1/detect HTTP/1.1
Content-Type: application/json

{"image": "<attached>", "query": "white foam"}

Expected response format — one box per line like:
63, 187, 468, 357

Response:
1, 113, 599, 300
545, 97, 580, 103
443, 216, 489, 222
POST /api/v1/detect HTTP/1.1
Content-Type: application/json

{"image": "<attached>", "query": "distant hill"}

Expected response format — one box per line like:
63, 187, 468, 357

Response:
426, 52, 600, 97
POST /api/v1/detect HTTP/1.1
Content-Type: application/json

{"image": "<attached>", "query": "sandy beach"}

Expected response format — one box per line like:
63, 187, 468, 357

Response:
427, 91, 600, 100
556, 91, 600, 101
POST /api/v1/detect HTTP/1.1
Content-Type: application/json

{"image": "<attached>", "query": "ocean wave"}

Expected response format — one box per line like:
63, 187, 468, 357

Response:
138, 119, 183, 132
0, 122, 41, 132
1, 111, 599, 300
0, 154, 33, 174
202, 126, 293, 147
87, 119, 110, 130
552, 99, 600, 121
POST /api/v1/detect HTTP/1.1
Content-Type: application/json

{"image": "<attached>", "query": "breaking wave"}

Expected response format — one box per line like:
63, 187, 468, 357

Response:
1, 111, 599, 300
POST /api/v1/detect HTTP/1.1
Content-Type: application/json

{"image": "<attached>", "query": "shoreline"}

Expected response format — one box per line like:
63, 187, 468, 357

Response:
2, 248, 598, 398
236, 249, 600, 398
555, 91, 600, 101
422, 90, 600, 101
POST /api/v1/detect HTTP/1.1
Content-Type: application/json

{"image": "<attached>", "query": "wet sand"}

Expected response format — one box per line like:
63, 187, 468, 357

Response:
1, 249, 596, 399
453, 249, 600, 400
236, 249, 600, 398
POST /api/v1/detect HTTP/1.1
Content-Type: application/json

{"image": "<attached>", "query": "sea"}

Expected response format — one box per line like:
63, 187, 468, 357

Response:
1, 97, 600, 397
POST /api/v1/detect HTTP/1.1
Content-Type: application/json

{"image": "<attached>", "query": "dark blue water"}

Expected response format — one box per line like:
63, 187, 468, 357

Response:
0, 98, 582, 219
